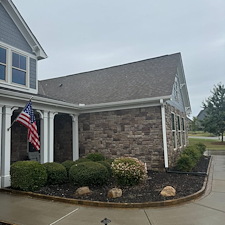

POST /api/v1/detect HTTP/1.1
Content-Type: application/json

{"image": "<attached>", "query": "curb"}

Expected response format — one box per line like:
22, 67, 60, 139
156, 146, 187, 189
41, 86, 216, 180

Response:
0, 157, 212, 209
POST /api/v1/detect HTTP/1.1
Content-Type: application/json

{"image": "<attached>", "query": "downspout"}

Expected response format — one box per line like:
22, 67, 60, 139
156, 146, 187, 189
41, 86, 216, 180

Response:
160, 99, 168, 168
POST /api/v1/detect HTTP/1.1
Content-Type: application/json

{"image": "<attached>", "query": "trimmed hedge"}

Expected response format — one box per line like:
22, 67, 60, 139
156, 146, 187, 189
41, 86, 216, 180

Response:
69, 161, 109, 186
97, 160, 112, 175
10, 161, 47, 191
176, 143, 206, 172
43, 162, 67, 185
62, 160, 77, 175
176, 154, 195, 172
86, 153, 105, 162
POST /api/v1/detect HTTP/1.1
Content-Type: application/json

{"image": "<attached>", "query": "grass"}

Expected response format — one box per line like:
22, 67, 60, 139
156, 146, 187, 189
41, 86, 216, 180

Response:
188, 137, 225, 150
188, 131, 216, 137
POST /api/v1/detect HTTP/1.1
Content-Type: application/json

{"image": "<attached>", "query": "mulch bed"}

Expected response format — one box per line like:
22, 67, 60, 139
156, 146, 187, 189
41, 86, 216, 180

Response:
33, 156, 210, 203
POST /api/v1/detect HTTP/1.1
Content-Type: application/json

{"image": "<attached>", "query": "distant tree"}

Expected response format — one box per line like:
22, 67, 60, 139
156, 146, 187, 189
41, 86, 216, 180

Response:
191, 117, 200, 132
202, 83, 225, 142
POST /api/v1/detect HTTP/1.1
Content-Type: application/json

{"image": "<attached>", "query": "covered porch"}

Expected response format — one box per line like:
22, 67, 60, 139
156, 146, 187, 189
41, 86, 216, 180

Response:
0, 90, 80, 188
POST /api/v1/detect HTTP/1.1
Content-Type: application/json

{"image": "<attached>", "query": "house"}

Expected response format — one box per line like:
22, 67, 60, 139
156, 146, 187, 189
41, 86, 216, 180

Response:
0, 0, 191, 188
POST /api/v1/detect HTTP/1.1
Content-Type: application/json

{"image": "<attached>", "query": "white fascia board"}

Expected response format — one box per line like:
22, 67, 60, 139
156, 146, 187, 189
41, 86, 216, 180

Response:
3, 0, 47, 60
0, 89, 79, 113
79, 95, 171, 113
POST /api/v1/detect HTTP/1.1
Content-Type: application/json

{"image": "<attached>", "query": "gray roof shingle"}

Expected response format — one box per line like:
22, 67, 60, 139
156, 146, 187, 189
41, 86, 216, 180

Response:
38, 53, 181, 105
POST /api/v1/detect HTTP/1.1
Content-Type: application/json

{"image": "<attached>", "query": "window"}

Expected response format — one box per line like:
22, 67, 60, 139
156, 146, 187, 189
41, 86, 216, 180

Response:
0, 47, 7, 81
171, 113, 177, 149
181, 117, 186, 146
177, 115, 182, 147
12, 52, 27, 85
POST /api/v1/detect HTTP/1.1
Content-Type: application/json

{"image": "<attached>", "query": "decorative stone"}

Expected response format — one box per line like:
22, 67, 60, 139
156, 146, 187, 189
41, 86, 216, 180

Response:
107, 188, 122, 199
75, 186, 91, 196
160, 186, 176, 197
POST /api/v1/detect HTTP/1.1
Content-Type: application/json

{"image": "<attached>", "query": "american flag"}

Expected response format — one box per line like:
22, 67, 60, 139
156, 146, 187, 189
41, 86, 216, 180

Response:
16, 101, 40, 151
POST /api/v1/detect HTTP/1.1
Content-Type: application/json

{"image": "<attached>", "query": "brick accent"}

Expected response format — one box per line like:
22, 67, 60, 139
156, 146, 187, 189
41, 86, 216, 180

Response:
79, 107, 165, 170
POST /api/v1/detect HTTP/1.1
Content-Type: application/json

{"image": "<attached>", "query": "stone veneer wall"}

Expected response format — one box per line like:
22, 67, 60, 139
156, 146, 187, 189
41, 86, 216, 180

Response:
165, 103, 188, 167
79, 106, 165, 170
54, 114, 73, 163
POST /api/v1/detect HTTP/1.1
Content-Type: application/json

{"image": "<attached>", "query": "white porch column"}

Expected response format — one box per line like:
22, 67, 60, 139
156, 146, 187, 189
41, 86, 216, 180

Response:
37, 110, 49, 163
1, 106, 13, 187
0, 105, 3, 188
70, 114, 79, 161
48, 112, 57, 162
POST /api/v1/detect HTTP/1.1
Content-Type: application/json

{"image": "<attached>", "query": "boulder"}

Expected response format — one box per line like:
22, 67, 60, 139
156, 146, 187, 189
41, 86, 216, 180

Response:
75, 186, 91, 196
160, 186, 176, 197
107, 188, 122, 199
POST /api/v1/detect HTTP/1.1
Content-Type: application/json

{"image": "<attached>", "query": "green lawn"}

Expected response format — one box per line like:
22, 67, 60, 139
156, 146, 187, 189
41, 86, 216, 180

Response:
188, 137, 225, 150
188, 131, 216, 137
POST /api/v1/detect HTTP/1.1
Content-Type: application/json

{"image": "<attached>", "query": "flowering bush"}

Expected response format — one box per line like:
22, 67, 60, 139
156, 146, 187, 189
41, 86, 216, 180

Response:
111, 157, 148, 186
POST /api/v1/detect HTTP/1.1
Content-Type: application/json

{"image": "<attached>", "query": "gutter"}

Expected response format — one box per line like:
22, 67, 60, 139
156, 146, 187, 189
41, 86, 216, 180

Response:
79, 95, 171, 113
160, 99, 169, 168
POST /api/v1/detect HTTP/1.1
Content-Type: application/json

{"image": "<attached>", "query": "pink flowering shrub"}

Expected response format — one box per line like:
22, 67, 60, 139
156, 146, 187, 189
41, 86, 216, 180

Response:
111, 157, 148, 186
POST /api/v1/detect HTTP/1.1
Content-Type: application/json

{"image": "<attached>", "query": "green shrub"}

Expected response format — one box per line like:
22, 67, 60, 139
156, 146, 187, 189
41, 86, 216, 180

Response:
43, 162, 67, 185
10, 161, 47, 191
69, 161, 109, 186
176, 154, 195, 172
74, 158, 92, 164
111, 157, 147, 186
97, 160, 112, 175
182, 146, 201, 163
85, 152, 105, 162
194, 142, 206, 154
62, 160, 77, 175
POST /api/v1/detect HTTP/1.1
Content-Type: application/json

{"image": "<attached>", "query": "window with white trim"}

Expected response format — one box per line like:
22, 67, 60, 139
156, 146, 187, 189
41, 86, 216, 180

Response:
181, 117, 186, 146
0, 43, 37, 91
171, 113, 177, 149
177, 115, 182, 147
12, 52, 27, 85
0, 46, 7, 81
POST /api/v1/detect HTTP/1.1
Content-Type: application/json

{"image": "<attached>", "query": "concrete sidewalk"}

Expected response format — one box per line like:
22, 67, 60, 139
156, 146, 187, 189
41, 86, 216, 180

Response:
0, 156, 225, 225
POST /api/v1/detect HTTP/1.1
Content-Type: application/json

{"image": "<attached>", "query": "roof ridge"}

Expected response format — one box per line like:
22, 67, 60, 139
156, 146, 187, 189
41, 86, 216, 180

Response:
40, 52, 181, 82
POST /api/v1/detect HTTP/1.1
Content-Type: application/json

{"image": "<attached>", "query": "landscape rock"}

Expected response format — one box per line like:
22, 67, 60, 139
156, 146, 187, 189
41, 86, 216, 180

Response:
75, 186, 92, 196
160, 186, 176, 197
107, 188, 122, 198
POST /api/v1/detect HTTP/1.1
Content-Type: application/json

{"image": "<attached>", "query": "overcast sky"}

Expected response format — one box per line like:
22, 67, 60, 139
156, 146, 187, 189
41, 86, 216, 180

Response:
13, 0, 225, 117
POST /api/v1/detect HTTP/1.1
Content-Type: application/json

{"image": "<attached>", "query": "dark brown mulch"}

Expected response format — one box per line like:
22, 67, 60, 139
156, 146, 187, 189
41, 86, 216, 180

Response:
33, 156, 210, 203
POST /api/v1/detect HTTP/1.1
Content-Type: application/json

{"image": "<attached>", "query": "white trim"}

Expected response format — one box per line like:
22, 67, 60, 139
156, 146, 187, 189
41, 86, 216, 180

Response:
1, 105, 13, 187
79, 95, 171, 113
160, 99, 168, 168
70, 114, 79, 161
0, 42, 38, 93
48, 112, 57, 162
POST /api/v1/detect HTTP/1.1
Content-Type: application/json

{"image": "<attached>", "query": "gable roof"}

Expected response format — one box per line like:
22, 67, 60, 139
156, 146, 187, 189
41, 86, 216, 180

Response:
1, 0, 47, 60
39, 53, 189, 107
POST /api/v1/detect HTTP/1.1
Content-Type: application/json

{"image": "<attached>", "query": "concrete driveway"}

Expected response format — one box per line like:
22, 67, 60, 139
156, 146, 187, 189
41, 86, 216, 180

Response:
0, 155, 225, 225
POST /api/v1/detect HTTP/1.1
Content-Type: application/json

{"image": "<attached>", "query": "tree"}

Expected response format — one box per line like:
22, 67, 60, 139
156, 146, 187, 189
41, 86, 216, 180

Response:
202, 83, 225, 142
191, 117, 200, 132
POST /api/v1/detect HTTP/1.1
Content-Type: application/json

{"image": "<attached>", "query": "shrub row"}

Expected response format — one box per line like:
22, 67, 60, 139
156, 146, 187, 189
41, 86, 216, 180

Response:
10, 152, 111, 191
176, 142, 206, 172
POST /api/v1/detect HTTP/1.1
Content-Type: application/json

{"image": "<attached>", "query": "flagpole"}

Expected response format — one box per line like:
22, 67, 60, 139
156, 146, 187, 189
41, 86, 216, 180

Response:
7, 96, 33, 131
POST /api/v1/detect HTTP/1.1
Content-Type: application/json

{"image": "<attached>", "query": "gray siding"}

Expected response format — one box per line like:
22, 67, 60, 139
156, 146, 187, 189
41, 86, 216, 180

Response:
168, 76, 185, 112
0, 3, 34, 54
29, 58, 36, 89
